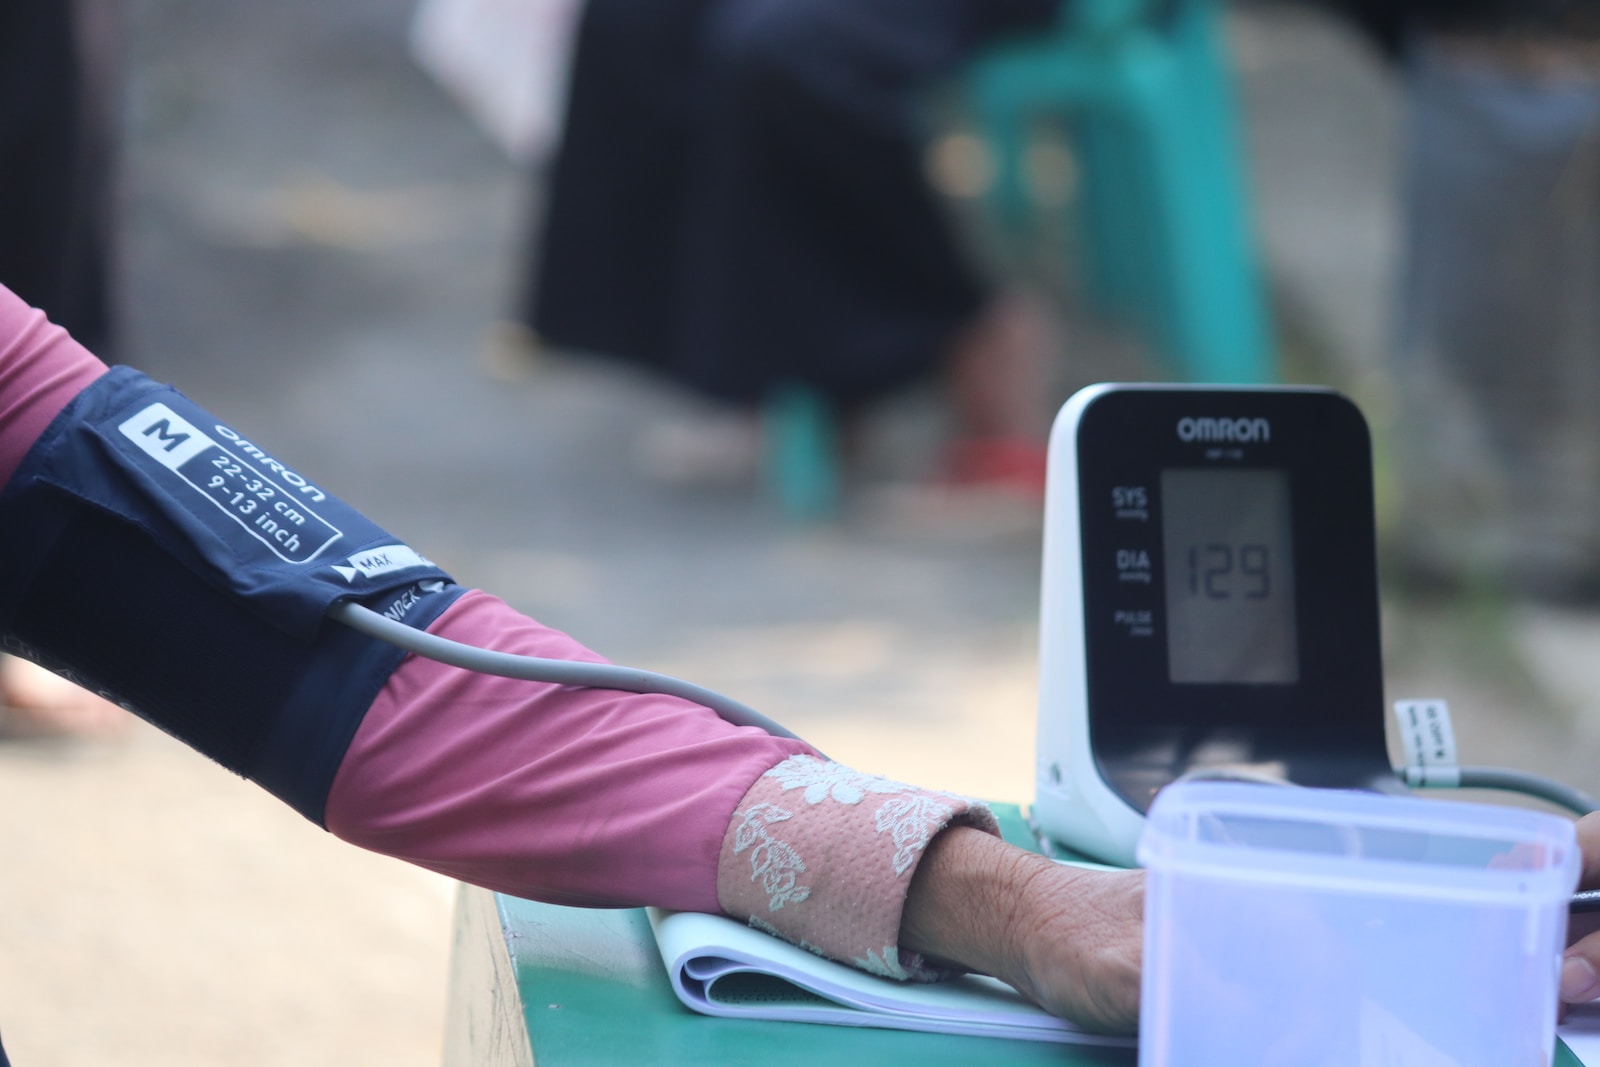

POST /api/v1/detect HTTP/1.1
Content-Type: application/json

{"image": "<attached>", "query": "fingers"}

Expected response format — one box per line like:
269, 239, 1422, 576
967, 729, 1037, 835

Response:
1562, 814, 1600, 1005
1566, 916, 1600, 1003
1564, 945, 1600, 1006
1578, 812, 1600, 889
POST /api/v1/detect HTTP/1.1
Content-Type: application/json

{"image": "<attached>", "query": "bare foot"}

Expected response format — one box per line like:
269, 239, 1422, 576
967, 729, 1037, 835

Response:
0, 657, 129, 741
945, 291, 1058, 446
930, 291, 1058, 497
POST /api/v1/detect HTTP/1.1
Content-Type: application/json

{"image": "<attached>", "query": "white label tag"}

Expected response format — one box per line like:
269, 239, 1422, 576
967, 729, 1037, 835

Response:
1393, 699, 1460, 787
118, 403, 217, 469
331, 544, 433, 584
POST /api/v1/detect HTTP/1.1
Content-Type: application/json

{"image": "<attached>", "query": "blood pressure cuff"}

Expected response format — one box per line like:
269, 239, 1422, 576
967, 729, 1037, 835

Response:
0, 366, 465, 824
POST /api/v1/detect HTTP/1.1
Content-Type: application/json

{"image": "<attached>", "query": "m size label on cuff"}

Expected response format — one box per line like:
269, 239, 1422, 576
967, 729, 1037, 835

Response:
118, 402, 343, 565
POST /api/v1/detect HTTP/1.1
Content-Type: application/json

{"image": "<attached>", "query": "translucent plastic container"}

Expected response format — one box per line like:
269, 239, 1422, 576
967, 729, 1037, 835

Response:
1137, 782, 1579, 1067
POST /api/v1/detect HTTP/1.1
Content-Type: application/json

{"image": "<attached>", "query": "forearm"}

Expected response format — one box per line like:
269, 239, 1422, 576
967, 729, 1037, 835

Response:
901, 826, 1144, 1034
328, 588, 814, 911
901, 826, 1040, 977
714, 755, 1002, 978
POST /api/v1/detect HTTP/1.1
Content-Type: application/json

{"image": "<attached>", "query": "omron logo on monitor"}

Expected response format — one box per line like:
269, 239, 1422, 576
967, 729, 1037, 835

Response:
1034, 384, 1396, 866
1176, 415, 1270, 444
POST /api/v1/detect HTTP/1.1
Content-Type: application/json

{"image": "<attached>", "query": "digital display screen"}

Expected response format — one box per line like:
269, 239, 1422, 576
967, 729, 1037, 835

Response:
1161, 468, 1299, 684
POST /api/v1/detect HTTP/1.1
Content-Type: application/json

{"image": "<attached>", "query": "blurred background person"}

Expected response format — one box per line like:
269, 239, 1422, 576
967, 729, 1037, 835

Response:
0, 0, 118, 356
1315, 0, 1600, 603
0, 0, 127, 740
520, 0, 1063, 495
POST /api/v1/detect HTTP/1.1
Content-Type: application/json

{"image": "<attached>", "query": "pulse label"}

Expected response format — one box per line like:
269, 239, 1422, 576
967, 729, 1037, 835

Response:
1113, 609, 1154, 637
117, 402, 343, 564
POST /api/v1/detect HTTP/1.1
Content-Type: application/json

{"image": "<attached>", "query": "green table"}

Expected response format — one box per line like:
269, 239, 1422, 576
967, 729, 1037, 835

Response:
441, 803, 1132, 1065
444, 890, 1137, 1067
440, 804, 1586, 1066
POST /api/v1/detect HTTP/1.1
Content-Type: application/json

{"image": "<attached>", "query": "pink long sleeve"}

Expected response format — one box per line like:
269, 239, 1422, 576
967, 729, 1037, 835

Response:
0, 286, 108, 488
326, 590, 815, 911
328, 603, 1002, 973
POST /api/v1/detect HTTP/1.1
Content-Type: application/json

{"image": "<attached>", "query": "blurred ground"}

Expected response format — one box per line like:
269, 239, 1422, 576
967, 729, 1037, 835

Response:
1, 2, 1597, 1065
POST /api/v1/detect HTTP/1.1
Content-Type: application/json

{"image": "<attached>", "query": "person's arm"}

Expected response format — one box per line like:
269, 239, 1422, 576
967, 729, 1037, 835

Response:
0, 280, 811, 916
338, 645, 1146, 1032
325, 587, 815, 911
0, 284, 1143, 1031
709, 753, 1142, 1033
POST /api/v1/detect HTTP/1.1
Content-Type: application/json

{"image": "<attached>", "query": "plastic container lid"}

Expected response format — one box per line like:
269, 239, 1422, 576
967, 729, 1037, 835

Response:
1136, 782, 1581, 1067
1137, 781, 1578, 906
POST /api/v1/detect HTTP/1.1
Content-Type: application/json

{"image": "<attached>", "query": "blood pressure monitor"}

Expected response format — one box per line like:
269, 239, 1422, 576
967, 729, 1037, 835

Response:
1034, 384, 1398, 865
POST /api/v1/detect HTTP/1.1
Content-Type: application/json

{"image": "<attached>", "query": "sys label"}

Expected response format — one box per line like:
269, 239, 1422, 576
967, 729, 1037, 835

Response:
118, 402, 342, 564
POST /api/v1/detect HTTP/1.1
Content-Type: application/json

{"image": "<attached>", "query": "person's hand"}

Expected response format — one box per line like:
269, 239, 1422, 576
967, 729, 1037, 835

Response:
0, 655, 128, 741
1563, 812, 1600, 1006
899, 825, 1143, 1033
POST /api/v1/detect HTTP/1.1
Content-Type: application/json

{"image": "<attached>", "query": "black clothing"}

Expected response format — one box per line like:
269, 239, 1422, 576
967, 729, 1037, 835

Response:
0, 0, 115, 355
1312, 0, 1600, 57
525, 0, 1056, 406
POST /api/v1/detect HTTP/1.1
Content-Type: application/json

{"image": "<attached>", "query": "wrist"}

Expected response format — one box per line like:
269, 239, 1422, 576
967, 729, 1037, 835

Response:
899, 825, 1049, 987
901, 826, 1145, 1033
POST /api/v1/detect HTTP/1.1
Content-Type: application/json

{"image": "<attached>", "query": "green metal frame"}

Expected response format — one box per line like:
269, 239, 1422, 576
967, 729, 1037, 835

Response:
766, 0, 1276, 520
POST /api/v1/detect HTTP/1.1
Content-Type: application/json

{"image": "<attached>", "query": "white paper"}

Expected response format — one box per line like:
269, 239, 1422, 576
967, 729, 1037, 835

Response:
647, 908, 1134, 1047
408, 0, 583, 163
1561, 1003, 1600, 1063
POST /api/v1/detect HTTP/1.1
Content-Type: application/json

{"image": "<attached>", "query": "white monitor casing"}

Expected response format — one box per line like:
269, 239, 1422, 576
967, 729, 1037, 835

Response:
1033, 383, 1393, 867
1035, 385, 1145, 867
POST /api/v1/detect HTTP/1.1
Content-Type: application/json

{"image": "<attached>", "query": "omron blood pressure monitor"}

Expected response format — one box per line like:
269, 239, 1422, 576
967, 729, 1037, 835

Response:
1034, 384, 1398, 865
